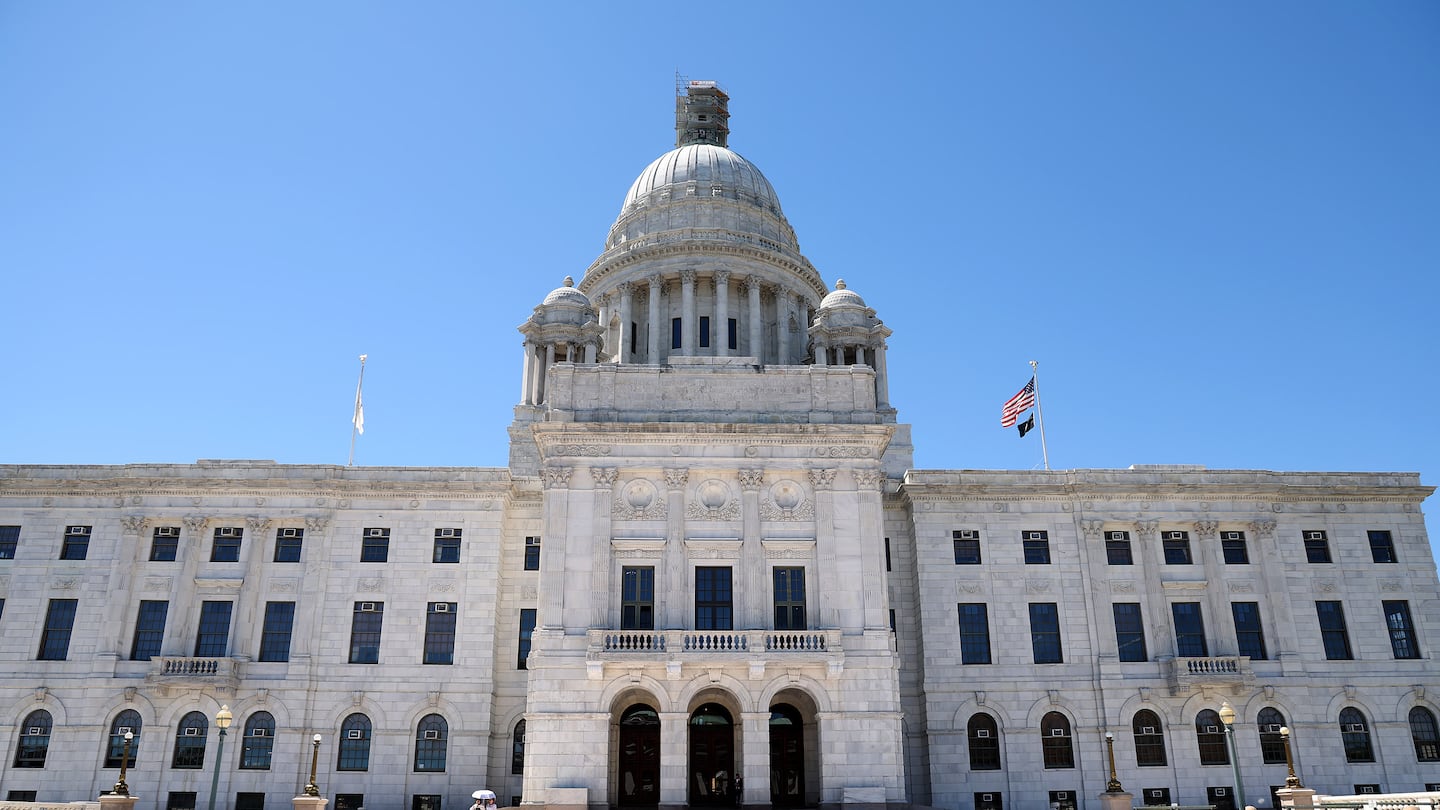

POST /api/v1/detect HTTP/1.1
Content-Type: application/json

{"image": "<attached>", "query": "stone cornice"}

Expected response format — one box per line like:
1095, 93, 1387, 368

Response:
580, 239, 827, 301
532, 422, 895, 461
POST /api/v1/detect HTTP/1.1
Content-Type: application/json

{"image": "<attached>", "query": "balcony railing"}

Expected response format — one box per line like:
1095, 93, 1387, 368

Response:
589, 629, 841, 664
1166, 655, 1252, 694
146, 656, 240, 691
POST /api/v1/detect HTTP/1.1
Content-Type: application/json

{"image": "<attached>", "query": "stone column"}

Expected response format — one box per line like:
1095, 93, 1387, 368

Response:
617, 283, 633, 364
1193, 520, 1230, 653
597, 294, 611, 359
291, 518, 329, 658
741, 710, 771, 806
102, 516, 148, 660
739, 470, 765, 629
1132, 521, 1172, 658
584, 342, 597, 363
663, 468, 689, 628
874, 342, 890, 407
1250, 519, 1298, 664
539, 344, 555, 405
647, 276, 662, 363
809, 469, 839, 627
234, 517, 272, 656
591, 467, 618, 628
813, 340, 827, 367
681, 270, 697, 357
713, 270, 730, 357
776, 291, 790, 363
520, 340, 535, 404
539, 467, 572, 629
659, 712, 688, 806
169, 516, 209, 656
745, 276, 763, 362
854, 470, 888, 630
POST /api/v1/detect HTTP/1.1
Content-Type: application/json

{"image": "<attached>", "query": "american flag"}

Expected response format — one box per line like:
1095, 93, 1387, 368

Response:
1001, 377, 1035, 427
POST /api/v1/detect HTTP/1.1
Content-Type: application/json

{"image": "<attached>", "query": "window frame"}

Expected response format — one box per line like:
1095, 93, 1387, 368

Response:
1171, 602, 1209, 658
1133, 710, 1167, 767
360, 528, 390, 563
0, 525, 18, 559
1316, 600, 1353, 660
423, 602, 457, 665
60, 525, 91, 560
210, 527, 242, 563
1195, 709, 1229, 766
1113, 602, 1147, 662
337, 714, 372, 771
1105, 531, 1133, 565
194, 600, 233, 658
523, 536, 541, 571
958, 603, 992, 665
240, 712, 276, 770
1040, 712, 1075, 769
1162, 531, 1193, 565
773, 566, 807, 631
1221, 531, 1249, 564
967, 713, 1001, 770
1029, 602, 1063, 664
348, 602, 384, 664
1384, 600, 1420, 659
1409, 707, 1440, 762
518, 608, 536, 670
131, 599, 169, 661
273, 528, 303, 563
413, 713, 448, 773
1304, 530, 1332, 563
432, 529, 461, 564
1368, 530, 1397, 563
1022, 530, 1051, 565
258, 601, 296, 663
14, 710, 53, 768
695, 566, 733, 631
953, 530, 981, 565
105, 710, 142, 768
171, 711, 208, 769
621, 566, 655, 631
1231, 601, 1268, 660
1340, 707, 1375, 763
150, 526, 180, 562
1257, 708, 1287, 765
38, 598, 79, 660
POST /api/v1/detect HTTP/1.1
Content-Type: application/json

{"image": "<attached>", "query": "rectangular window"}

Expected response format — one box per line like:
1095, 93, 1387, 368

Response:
151, 526, 180, 561
695, 566, 733, 630
699, 315, 711, 348
167, 792, 199, 810
361, 528, 390, 562
6, 793, 38, 803
958, 603, 991, 664
211, 527, 242, 562
235, 793, 265, 810
1113, 602, 1147, 662
412, 796, 441, 810
1022, 530, 1050, 564
348, 602, 384, 664
1172, 602, 1208, 657
424, 602, 457, 665
273, 528, 303, 563
60, 525, 91, 560
1207, 787, 1237, 810
1105, 531, 1133, 565
884, 537, 891, 571
1221, 531, 1249, 564
1029, 603, 1063, 664
131, 600, 169, 661
1304, 530, 1332, 563
1232, 601, 1268, 660
195, 600, 233, 657
630, 322, 638, 355
524, 536, 541, 570
1143, 788, 1172, 806
1049, 791, 1077, 810
1384, 600, 1420, 659
433, 528, 461, 563
773, 567, 807, 630
1369, 530, 1397, 563
974, 792, 1003, 810
953, 530, 981, 565
1162, 531, 1192, 565
621, 566, 654, 630
258, 601, 295, 663
1316, 600, 1352, 660
0, 525, 18, 559
518, 608, 536, 669
727, 318, 738, 350
38, 598, 79, 660
335, 795, 364, 810
671, 317, 682, 349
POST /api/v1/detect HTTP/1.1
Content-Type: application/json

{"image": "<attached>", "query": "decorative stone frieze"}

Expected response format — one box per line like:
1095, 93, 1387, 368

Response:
761, 479, 814, 520
554, 445, 612, 457
305, 517, 329, 533
614, 479, 666, 520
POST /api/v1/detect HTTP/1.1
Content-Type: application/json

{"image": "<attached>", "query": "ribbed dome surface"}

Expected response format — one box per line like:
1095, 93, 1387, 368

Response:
819, 280, 866, 309
620, 144, 783, 215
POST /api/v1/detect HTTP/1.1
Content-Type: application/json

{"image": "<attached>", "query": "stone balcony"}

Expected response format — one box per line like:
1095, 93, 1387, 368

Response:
145, 656, 241, 694
586, 629, 843, 679
1165, 655, 1253, 695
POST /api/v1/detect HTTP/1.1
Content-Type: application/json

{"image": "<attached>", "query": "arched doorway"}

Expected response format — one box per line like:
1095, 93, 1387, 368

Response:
618, 705, 660, 806
769, 704, 804, 807
689, 703, 735, 806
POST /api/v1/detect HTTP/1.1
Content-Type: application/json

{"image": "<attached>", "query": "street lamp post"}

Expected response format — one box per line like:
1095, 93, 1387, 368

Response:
207, 705, 232, 810
1279, 726, 1303, 789
1104, 731, 1123, 793
304, 734, 322, 797
111, 730, 135, 795
1218, 701, 1245, 810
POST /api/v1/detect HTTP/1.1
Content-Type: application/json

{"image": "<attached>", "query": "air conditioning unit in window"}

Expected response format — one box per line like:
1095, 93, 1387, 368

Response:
957, 530, 978, 539
156, 526, 179, 537
1055, 792, 1069, 800
217, 527, 240, 537
27, 727, 43, 735
279, 528, 300, 538
1140, 726, 1155, 735
367, 528, 386, 538
423, 730, 441, 740
1223, 531, 1242, 540
1106, 531, 1127, 540
184, 727, 202, 736
1345, 723, 1366, 733
1148, 790, 1166, 799
526, 536, 540, 545
1360, 786, 1377, 794
250, 728, 269, 737
347, 729, 363, 739
359, 602, 377, 612
974, 729, 990, 738
1025, 531, 1045, 540
434, 603, 450, 613
117, 726, 133, 735
1050, 728, 1065, 737
1214, 787, 1227, 796
1264, 724, 1283, 733
1305, 531, 1325, 540
438, 528, 458, 538
1164, 531, 1185, 540
981, 794, 994, 803
68, 526, 90, 535
1205, 725, 1220, 734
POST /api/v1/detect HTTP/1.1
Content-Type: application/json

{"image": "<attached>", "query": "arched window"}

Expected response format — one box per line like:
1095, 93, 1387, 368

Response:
1410, 707, 1440, 762
105, 710, 142, 768
1133, 710, 1166, 766
172, 711, 208, 769
1040, 712, 1074, 769
1340, 708, 1374, 763
240, 712, 275, 770
512, 719, 526, 775
1257, 708, 1286, 765
337, 713, 372, 771
967, 713, 1001, 770
1196, 709, 1228, 766
414, 714, 448, 773
14, 710, 53, 768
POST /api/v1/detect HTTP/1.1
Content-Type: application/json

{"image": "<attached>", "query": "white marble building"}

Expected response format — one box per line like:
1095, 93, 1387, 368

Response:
0, 81, 1437, 810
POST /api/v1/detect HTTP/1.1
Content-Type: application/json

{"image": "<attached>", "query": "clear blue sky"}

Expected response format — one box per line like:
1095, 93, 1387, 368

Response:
3, 3, 1438, 496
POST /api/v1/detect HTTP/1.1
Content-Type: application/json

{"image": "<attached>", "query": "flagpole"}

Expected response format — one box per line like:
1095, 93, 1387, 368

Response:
1030, 359, 1050, 471
348, 354, 367, 467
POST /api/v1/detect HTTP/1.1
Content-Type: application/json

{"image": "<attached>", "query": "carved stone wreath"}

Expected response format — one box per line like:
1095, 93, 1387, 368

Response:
614, 479, 666, 520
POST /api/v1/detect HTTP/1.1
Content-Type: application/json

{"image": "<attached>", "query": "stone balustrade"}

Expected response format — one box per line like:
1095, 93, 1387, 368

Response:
1165, 655, 1252, 694
589, 629, 840, 663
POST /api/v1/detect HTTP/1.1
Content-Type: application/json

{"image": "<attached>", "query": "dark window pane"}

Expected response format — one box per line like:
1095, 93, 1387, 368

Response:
14, 710, 52, 768
240, 712, 275, 770
1029, 603, 1062, 664
424, 603, 457, 665
1162, 532, 1192, 565
1022, 531, 1050, 564
171, 712, 208, 769
195, 601, 232, 657
1172, 602, 1208, 657
1221, 532, 1249, 564
1410, 707, 1440, 762
1257, 708, 1286, 765
524, 536, 541, 571
60, 526, 91, 560
131, 600, 169, 661
1113, 603, 1147, 662
0, 525, 18, 559
258, 602, 295, 663
106, 710, 142, 768
211, 528, 242, 562
413, 714, 447, 773
433, 529, 461, 563
1040, 712, 1074, 769
1369, 530, 1396, 563
953, 531, 981, 564
695, 567, 733, 630
518, 609, 536, 669
1133, 710, 1166, 766
1232, 601, 1268, 660
274, 529, 303, 563
337, 714, 371, 771
773, 567, 806, 631
38, 599, 78, 660
1196, 710, 1228, 766
348, 602, 383, 664
361, 529, 389, 563
621, 566, 655, 631
958, 603, 991, 665
1105, 532, 1133, 565
1385, 600, 1420, 659
151, 526, 179, 561
1317, 601, 1352, 660
1340, 708, 1374, 763
1304, 531, 1332, 563
968, 714, 1001, 770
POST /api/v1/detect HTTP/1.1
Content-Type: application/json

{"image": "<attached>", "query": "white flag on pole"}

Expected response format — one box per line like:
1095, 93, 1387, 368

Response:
352, 354, 367, 435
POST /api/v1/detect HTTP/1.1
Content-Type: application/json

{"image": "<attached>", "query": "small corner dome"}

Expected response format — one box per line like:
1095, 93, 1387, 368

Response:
542, 276, 591, 307
818, 279, 866, 309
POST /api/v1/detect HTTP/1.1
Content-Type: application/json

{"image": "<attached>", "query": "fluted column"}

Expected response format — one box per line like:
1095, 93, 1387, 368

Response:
745, 276, 763, 362
681, 270, 697, 356
713, 270, 730, 357
539, 467, 572, 630
539, 343, 555, 404
739, 470, 765, 629
776, 290, 790, 363
875, 342, 890, 406
663, 468, 689, 628
617, 283, 633, 364
520, 340, 536, 405
647, 276, 661, 363
1133, 520, 1171, 658
590, 467, 618, 628
854, 470, 888, 630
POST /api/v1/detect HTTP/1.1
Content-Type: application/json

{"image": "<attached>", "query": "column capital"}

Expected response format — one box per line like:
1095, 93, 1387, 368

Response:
713, 268, 730, 285
680, 269, 697, 285
1192, 519, 1220, 538
739, 470, 765, 491
542, 467, 572, 488
743, 274, 763, 294
591, 467, 619, 488
807, 469, 837, 490
1133, 519, 1159, 538
664, 468, 690, 489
